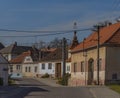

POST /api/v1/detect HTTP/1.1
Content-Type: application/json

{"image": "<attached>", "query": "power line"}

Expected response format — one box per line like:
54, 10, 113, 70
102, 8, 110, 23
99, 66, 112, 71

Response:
0, 28, 91, 33
0, 28, 91, 37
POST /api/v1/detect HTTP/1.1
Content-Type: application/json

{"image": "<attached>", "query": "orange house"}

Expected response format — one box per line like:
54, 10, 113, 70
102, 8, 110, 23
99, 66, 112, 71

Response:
69, 22, 120, 86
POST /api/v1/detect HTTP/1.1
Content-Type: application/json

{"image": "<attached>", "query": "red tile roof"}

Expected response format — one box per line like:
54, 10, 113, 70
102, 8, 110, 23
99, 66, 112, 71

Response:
10, 51, 31, 64
72, 22, 120, 52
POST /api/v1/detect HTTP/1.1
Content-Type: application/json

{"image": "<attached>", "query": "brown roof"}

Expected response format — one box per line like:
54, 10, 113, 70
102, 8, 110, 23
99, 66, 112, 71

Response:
10, 51, 31, 64
72, 22, 120, 53
41, 48, 68, 62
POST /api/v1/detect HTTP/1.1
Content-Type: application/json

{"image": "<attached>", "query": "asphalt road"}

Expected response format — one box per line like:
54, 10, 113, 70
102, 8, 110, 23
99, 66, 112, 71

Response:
0, 78, 94, 98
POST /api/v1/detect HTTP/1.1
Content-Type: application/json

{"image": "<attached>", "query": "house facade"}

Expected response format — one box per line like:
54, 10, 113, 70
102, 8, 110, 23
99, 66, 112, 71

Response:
38, 48, 63, 78
0, 54, 9, 86
38, 62, 55, 77
10, 51, 39, 78
69, 22, 120, 86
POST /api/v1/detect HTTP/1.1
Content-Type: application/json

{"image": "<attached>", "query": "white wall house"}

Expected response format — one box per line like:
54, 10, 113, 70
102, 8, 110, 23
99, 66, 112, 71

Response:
38, 62, 55, 77
0, 54, 9, 86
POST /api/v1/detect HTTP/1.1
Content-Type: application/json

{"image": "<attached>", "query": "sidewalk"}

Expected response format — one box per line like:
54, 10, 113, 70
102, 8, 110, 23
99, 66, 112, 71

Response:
34, 77, 63, 87
88, 86, 120, 98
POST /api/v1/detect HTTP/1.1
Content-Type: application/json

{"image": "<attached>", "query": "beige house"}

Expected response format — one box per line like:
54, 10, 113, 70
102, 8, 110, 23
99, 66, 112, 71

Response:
10, 51, 39, 77
69, 22, 120, 86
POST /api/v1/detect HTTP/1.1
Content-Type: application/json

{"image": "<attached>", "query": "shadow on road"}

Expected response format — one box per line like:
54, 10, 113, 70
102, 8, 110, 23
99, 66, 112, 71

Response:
15, 86, 49, 98
0, 85, 49, 98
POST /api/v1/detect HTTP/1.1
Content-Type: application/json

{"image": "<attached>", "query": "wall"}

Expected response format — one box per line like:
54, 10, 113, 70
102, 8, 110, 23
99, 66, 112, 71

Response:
22, 63, 38, 77
38, 62, 55, 77
0, 64, 8, 86
106, 46, 120, 83
69, 47, 106, 86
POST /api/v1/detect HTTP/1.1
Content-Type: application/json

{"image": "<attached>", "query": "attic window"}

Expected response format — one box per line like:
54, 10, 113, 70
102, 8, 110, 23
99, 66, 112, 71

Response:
26, 57, 31, 61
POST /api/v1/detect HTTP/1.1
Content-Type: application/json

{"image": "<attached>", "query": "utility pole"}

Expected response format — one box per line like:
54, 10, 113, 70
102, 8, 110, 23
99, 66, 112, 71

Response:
62, 37, 66, 77
93, 24, 103, 85
97, 26, 100, 85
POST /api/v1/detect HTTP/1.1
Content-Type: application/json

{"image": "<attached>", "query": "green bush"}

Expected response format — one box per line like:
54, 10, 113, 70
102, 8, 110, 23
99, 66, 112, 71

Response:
57, 73, 71, 86
0, 77, 3, 85
41, 73, 50, 78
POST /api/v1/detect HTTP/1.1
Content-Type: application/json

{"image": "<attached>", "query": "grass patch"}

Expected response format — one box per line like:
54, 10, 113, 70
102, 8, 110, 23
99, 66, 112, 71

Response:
8, 79, 15, 85
108, 85, 120, 94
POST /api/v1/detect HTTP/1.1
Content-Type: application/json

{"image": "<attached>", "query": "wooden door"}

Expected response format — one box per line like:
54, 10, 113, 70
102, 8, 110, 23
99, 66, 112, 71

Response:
55, 63, 61, 78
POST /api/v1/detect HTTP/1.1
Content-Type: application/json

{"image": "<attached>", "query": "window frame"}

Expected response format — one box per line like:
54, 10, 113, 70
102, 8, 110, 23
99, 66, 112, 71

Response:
48, 63, 52, 69
41, 63, 45, 70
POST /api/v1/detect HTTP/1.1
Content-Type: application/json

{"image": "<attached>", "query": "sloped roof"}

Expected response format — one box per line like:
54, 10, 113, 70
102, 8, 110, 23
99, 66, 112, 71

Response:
10, 50, 39, 64
41, 48, 68, 62
0, 42, 33, 54
0, 54, 9, 64
41, 48, 62, 62
10, 51, 31, 64
0, 44, 14, 54
72, 22, 120, 53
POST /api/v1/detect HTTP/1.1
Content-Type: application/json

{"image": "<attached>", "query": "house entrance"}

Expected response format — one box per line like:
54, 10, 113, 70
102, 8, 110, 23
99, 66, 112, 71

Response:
55, 63, 61, 78
88, 58, 94, 85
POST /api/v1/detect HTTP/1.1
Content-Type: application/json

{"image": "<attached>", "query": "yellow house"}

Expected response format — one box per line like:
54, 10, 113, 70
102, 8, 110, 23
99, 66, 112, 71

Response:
69, 22, 120, 86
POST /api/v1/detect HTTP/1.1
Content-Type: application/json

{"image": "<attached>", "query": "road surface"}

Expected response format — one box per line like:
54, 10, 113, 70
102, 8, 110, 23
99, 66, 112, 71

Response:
0, 78, 94, 98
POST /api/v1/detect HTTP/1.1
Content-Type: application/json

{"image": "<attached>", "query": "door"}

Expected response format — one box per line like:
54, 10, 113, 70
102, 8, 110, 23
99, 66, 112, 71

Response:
55, 63, 61, 78
88, 58, 94, 85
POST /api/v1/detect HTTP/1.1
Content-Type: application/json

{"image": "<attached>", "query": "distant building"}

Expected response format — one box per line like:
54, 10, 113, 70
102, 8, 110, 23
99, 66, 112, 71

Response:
69, 22, 120, 86
0, 42, 37, 61
0, 54, 9, 86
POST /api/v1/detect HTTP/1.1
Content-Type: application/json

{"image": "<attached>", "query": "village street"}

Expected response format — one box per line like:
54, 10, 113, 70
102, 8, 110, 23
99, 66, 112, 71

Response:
0, 78, 93, 98
0, 78, 120, 98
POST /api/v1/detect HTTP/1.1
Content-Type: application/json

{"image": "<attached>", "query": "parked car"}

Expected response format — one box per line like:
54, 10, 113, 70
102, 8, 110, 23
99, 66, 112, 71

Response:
9, 73, 23, 80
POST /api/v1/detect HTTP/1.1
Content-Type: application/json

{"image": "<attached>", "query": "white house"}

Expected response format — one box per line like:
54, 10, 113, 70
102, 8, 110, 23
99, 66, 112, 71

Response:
38, 62, 55, 77
0, 54, 9, 86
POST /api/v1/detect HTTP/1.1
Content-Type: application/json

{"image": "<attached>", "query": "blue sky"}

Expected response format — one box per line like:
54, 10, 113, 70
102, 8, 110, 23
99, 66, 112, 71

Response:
0, 0, 119, 46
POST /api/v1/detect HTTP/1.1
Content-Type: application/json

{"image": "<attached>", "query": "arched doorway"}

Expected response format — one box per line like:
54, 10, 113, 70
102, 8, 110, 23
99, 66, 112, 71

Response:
88, 58, 94, 85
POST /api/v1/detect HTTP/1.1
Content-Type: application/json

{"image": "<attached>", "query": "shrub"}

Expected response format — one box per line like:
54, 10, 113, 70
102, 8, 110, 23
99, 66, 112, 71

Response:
57, 73, 71, 86
41, 73, 50, 78
0, 77, 3, 85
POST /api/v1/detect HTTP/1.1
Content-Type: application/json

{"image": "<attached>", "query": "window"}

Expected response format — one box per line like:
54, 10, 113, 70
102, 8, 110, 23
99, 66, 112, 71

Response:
26, 57, 31, 61
42, 63, 45, 70
34, 66, 37, 72
16, 65, 21, 70
73, 63, 77, 72
112, 73, 117, 80
28, 67, 31, 72
25, 67, 27, 72
67, 66, 70, 71
81, 61, 84, 72
48, 63, 52, 69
